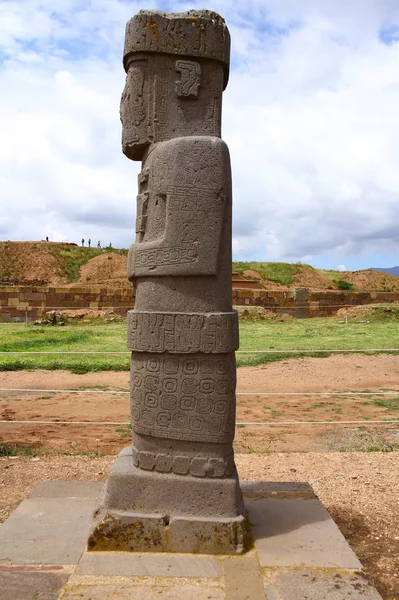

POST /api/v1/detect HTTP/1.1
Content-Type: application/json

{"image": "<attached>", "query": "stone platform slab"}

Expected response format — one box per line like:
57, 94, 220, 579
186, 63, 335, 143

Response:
0, 480, 383, 600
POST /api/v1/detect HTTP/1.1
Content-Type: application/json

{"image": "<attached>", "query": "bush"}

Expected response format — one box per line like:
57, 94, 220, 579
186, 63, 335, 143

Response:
336, 279, 355, 291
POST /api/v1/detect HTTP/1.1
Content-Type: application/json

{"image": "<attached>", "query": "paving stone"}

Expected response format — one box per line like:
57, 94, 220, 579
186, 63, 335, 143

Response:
77, 551, 222, 578
246, 498, 362, 569
262, 568, 383, 600
0, 497, 97, 565
0, 567, 69, 600
223, 553, 266, 599
242, 481, 315, 498
62, 575, 225, 600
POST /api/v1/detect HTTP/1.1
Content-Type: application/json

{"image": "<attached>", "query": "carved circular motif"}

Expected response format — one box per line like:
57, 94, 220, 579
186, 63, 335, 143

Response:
145, 375, 159, 391
199, 379, 214, 394
183, 359, 199, 374
197, 399, 212, 414
189, 416, 204, 431
207, 418, 222, 433
216, 380, 229, 394
180, 396, 196, 411
133, 372, 142, 387
214, 400, 228, 415
172, 413, 188, 428
181, 378, 198, 394
147, 358, 160, 372
141, 410, 155, 426
161, 395, 177, 410
157, 412, 172, 427
217, 360, 229, 375
163, 378, 178, 393
144, 392, 158, 408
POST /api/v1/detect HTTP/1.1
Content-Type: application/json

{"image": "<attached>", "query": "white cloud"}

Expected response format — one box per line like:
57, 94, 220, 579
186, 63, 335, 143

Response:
336, 264, 346, 272
1, 0, 399, 266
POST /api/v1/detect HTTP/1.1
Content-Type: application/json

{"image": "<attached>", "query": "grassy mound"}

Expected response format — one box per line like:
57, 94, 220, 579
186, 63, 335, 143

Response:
233, 262, 301, 286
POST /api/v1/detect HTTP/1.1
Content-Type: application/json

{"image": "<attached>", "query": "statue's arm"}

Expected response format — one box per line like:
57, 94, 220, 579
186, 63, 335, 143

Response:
128, 137, 231, 279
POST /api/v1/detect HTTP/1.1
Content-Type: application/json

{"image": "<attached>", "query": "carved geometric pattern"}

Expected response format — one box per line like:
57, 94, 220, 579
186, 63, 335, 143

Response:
132, 446, 235, 478
128, 311, 239, 353
135, 243, 199, 269
131, 352, 236, 443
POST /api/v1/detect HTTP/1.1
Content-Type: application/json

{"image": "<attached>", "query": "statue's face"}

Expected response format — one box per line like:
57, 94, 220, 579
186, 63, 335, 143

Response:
120, 57, 150, 161
120, 53, 223, 161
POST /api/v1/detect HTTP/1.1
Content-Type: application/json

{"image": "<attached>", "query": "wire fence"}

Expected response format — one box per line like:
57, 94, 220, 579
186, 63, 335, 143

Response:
1, 387, 398, 428
2, 304, 397, 311
1, 420, 398, 426
0, 348, 398, 354
1, 341, 398, 444
1, 387, 399, 396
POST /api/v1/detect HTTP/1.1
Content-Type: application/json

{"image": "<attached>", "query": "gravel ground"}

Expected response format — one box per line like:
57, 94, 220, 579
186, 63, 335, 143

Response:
0, 452, 398, 599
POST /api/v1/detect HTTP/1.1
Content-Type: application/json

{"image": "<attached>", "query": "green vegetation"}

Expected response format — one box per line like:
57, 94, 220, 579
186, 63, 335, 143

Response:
115, 424, 132, 438
318, 269, 356, 291
361, 445, 396, 452
319, 269, 345, 285
370, 305, 399, 321
232, 261, 303, 286
372, 396, 399, 410
0, 443, 34, 457
0, 317, 398, 373
336, 280, 355, 291
48, 244, 128, 283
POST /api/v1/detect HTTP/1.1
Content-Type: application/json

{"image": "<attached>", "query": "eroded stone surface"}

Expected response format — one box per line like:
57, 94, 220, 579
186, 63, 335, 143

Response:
0, 569, 69, 600
262, 569, 383, 600
89, 9, 245, 554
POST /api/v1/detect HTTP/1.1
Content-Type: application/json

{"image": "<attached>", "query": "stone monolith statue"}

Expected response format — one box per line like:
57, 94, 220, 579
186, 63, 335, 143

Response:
88, 9, 247, 554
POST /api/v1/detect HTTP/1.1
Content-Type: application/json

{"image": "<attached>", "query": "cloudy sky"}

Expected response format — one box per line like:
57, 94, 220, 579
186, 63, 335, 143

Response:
1, 0, 399, 270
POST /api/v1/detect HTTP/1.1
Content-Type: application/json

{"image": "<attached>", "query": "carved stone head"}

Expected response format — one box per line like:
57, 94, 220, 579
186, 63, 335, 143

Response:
120, 10, 231, 160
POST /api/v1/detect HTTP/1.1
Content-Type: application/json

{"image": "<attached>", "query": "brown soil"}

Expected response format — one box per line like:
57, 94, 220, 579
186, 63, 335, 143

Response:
344, 269, 399, 292
74, 253, 130, 288
242, 264, 399, 292
0, 241, 68, 286
294, 264, 337, 290
242, 269, 263, 281
1, 354, 398, 455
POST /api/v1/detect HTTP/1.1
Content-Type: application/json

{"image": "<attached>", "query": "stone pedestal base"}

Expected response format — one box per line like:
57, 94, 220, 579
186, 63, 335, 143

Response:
88, 447, 248, 555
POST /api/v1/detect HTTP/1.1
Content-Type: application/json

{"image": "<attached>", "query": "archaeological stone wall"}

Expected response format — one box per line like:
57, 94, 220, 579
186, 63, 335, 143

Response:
1, 285, 398, 322
233, 288, 399, 317
0, 286, 133, 322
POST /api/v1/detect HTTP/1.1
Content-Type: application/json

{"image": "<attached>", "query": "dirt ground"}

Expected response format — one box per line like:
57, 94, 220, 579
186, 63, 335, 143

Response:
1, 354, 398, 454
0, 354, 399, 599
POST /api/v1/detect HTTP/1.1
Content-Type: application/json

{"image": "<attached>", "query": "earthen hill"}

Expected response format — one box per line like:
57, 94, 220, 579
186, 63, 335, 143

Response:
1, 241, 399, 292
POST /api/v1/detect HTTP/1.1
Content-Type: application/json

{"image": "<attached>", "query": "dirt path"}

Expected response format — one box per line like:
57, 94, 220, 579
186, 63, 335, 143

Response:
1, 354, 398, 453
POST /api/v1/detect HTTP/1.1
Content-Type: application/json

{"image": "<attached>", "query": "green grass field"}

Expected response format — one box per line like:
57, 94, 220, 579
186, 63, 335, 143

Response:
0, 318, 397, 373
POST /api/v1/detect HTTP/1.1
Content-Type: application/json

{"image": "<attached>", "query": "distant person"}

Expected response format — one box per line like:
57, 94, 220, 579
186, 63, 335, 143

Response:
97, 241, 101, 248
81, 238, 85, 247
88, 239, 91, 248
45, 236, 49, 242
109, 242, 112, 249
